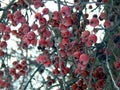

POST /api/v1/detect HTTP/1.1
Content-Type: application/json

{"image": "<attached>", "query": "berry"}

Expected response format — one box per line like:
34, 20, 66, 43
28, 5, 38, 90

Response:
79, 54, 89, 65
42, 8, 49, 15
104, 20, 111, 28
88, 34, 97, 43
90, 18, 99, 27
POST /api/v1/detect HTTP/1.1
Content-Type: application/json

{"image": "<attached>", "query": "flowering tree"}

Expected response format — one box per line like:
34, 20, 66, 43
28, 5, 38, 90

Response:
0, 0, 120, 90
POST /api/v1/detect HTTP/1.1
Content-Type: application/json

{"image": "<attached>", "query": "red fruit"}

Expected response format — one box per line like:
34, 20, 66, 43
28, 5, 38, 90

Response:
0, 23, 6, 33
19, 70, 26, 76
14, 73, 20, 80
81, 70, 89, 77
3, 33, 10, 41
88, 5, 93, 9
0, 71, 4, 77
47, 76, 51, 80
23, 37, 31, 45
0, 50, 4, 57
75, 68, 81, 74
52, 11, 60, 21
39, 39, 47, 47
72, 83, 78, 90
60, 49, 66, 57
75, 5, 83, 11
64, 67, 70, 73
27, 31, 36, 40
52, 68, 60, 75
90, 18, 99, 27
59, 24, 68, 30
11, 30, 17, 35
4, 26, 11, 34
21, 60, 27, 66
82, 83, 87, 89
16, 64, 23, 70
4, 82, 11, 88
114, 60, 120, 70
79, 54, 89, 65
85, 40, 93, 47
60, 6, 71, 16
77, 79, 83, 86
7, 13, 14, 21
21, 42, 28, 49
39, 17, 47, 25
31, 38, 37, 46
31, 24, 38, 31
36, 55, 48, 64
59, 43, 65, 50
73, 51, 81, 59
14, 11, 22, 19
99, 12, 106, 20
23, 26, 29, 34
62, 16, 72, 27
43, 30, 51, 38
33, 0, 43, 9
96, 66, 103, 72
88, 34, 97, 43
35, 13, 42, 19
102, 0, 109, 3
9, 68, 16, 75
0, 41, 7, 49
19, 16, 26, 24
78, 63, 87, 70
117, 81, 120, 87
61, 38, 70, 45
81, 30, 90, 42
44, 60, 52, 67
104, 20, 111, 28
42, 8, 49, 15
12, 61, 18, 66
95, 79, 105, 88
61, 30, 71, 38
46, 38, 53, 47
83, 14, 89, 19
0, 79, 5, 87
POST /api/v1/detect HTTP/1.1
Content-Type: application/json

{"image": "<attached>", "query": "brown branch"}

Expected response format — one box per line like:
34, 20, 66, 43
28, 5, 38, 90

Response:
0, 0, 16, 22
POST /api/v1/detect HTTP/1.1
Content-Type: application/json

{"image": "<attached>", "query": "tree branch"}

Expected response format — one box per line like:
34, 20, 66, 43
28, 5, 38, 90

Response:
105, 50, 120, 90
24, 64, 43, 90
0, 0, 16, 22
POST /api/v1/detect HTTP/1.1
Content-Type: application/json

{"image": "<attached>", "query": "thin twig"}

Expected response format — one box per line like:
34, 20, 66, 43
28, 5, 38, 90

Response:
24, 64, 43, 90
0, 0, 16, 22
56, 0, 66, 89
57, 0, 61, 11
23, 0, 36, 14
47, 25, 66, 90
105, 50, 120, 90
